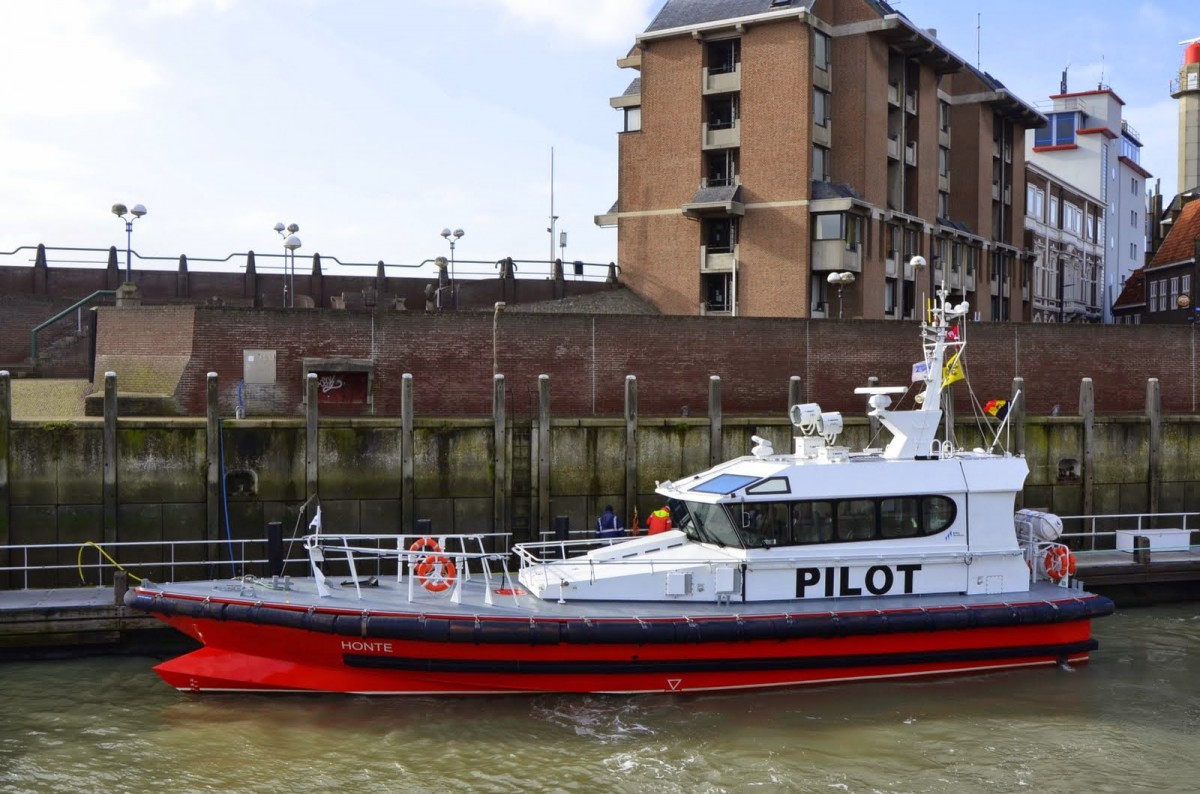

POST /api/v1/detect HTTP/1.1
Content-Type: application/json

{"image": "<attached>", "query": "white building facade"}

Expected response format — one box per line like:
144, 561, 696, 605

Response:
1025, 86, 1149, 323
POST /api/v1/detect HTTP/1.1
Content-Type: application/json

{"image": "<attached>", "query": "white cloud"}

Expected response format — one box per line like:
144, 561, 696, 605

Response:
0, 1, 161, 118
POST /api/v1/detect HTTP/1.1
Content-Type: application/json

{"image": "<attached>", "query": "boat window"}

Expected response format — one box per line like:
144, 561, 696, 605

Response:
737, 502, 792, 548
793, 500, 834, 544
690, 473, 758, 495
880, 496, 920, 538
680, 500, 743, 547
923, 495, 956, 532
836, 499, 876, 541
745, 477, 790, 495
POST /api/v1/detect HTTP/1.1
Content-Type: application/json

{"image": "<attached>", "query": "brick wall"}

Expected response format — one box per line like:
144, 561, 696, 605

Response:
95, 306, 1200, 418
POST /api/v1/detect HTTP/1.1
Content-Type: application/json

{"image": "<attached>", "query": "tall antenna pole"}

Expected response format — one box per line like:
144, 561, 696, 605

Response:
548, 147, 558, 270
976, 13, 981, 69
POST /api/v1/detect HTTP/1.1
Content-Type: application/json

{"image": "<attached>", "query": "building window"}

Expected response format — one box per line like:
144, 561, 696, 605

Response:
813, 213, 843, 240
939, 100, 951, 132
886, 224, 899, 258
1027, 186, 1045, 220
1064, 203, 1082, 236
1086, 211, 1095, 241
845, 215, 863, 251
707, 94, 738, 129
1034, 112, 1078, 147
1131, 177, 1137, 195
1149, 280, 1158, 312
1130, 209, 1137, 227
813, 144, 830, 182
884, 277, 897, 315
813, 87, 831, 127
1049, 196, 1059, 227
707, 38, 740, 74
1130, 242, 1136, 260
705, 149, 738, 187
814, 30, 830, 72
938, 146, 950, 177
703, 272, 733, 313
623, 106, 641, 132
704, 217, 737, 253
938, 191, 950, 219
811, 272, 828, 313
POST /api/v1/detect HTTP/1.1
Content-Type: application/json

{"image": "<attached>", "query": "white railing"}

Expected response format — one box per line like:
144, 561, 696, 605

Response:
1057, 512, 1199, 552
0, 538, 305, 591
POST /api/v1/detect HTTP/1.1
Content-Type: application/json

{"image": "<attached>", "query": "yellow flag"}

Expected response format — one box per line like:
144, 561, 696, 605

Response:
942, 351, 964, 387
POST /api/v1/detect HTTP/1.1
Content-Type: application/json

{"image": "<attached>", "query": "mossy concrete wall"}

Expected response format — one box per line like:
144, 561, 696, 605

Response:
1, 371, 1195, 589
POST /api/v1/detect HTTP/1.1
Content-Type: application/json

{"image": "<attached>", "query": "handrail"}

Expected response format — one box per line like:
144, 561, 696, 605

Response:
30, 289, 117, 363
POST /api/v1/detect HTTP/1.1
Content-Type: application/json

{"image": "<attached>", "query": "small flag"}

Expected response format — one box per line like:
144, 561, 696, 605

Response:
985, 399, 1009, 420
911, 361, 928, 383
942, 351, 964, 387
308, 506, 322, 533
945, 324, 960, 342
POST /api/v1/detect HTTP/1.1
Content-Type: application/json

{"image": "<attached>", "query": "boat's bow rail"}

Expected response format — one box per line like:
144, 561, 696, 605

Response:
304, 531, 516, 605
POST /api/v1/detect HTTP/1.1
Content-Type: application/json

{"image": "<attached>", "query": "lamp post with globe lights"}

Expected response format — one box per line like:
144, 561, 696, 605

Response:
440, 227, 464, 309
111, 203, 147, 284
274, 222, 301, 308
826, 271, 856, 319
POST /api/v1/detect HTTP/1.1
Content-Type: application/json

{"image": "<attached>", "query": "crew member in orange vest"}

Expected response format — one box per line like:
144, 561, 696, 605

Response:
647, 506, 672, 535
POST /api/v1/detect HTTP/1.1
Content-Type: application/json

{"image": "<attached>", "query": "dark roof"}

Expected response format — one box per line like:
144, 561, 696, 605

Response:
1111, 268, 1145, 310
623, 78, 641, 97
1150, 199, 1200, 266
645, 0, 817, 32
810, 181, 862, 201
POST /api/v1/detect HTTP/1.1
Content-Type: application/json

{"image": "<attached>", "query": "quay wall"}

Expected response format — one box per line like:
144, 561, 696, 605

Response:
1, 370, 1195, 589
93, 306, 1200, 418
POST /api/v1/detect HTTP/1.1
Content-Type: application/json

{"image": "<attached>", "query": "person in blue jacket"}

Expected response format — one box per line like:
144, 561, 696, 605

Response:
595, 505, 625, 538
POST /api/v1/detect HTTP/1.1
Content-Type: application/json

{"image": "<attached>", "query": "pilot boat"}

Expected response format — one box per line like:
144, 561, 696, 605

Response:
128, 287, 1113, 694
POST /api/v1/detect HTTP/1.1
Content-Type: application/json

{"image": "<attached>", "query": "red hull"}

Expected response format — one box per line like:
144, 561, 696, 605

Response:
152, 611, 1098, 695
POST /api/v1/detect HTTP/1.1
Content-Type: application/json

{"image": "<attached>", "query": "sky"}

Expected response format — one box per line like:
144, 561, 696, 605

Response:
0, 0, 1195, 279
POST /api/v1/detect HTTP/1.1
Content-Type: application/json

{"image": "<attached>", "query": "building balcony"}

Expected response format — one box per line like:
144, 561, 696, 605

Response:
702, 119, 740, 150
991, 181, 1000, 201
905, 89, 918, 114
938, 173, 950, 192
811, 239, 862, 274
1004, 185, 1012, 205
888, 134, 900, 160
703, 64, 741, 94
904, 141, 917, 166
700, 245, 737, 272
888, 82, 901, 107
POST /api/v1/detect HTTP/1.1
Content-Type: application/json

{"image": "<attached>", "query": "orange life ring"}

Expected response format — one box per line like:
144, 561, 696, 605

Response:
1043, 546, 1076, 581
415, 554, 457, 592
409, 537, 441, 555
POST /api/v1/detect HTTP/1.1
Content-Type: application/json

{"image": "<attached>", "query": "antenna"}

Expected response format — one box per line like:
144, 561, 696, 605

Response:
976, 12, 980, 70
1099, 55, 1105, 88
1180, 36, 1200, 45
547, 147, 558, 269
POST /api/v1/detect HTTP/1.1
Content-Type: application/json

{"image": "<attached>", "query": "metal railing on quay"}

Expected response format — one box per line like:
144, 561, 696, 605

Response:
1057, 512, 1199, 553
0, 538, 312, 591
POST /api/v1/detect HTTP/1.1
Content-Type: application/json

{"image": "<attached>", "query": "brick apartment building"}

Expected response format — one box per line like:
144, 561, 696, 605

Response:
595, 0, 1044, 321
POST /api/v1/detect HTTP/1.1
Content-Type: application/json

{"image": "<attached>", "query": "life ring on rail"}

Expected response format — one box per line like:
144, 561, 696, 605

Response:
409, 537, 441, 555
1043, 545, 1076, 581
415, 554, 457, 593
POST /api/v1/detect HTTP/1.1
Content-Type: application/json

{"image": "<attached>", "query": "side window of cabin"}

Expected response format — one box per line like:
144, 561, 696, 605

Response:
738, 502, 792, 548
836, 499, 876, 541
792, 501, 833, 544
923, 495, 956, 532
880, 497, 920, 538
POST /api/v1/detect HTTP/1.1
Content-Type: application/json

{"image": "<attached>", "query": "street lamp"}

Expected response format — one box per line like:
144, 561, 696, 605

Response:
111, 202, 147, 283
827, 271, 856, 319
274, 222, 300, 308
909, 254, 934, 321
440, 227, 464, 309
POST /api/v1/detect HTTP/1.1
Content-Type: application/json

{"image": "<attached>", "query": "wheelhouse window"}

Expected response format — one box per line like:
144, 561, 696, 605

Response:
718, 495, 959, 548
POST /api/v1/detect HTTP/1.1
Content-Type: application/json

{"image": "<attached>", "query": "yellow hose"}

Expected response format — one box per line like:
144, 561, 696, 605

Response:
77, 541, 145, 585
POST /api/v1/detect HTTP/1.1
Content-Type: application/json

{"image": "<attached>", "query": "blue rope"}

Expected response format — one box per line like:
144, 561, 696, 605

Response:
218, 417, 236, 577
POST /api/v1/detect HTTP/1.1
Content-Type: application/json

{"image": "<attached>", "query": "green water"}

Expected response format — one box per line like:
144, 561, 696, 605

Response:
1, 605, 1197, 793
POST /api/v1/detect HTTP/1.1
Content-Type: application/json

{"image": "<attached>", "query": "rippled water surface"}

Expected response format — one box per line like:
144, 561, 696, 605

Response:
2, 605, 1198, 793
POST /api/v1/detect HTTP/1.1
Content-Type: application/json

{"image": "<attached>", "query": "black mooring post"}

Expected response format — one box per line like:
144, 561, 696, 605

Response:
266, 521, 283, 577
